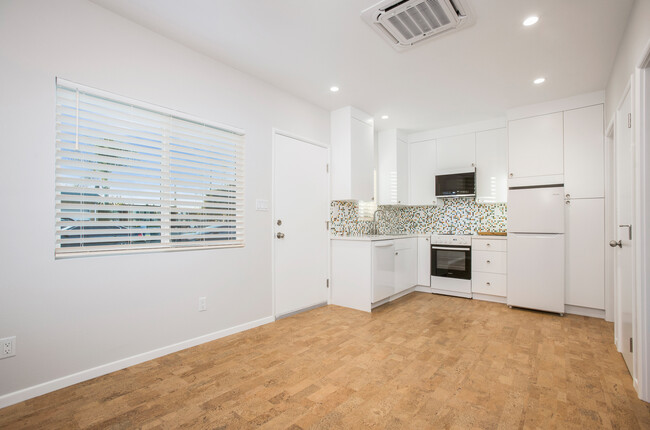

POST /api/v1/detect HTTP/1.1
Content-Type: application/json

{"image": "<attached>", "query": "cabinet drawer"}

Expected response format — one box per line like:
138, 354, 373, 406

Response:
472, 239, 506, 252
472, 250, 507, 273
472, 272, 507, 297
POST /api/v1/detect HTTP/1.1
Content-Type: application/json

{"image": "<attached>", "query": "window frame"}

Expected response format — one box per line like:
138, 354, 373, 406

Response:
54, 78, 245, 258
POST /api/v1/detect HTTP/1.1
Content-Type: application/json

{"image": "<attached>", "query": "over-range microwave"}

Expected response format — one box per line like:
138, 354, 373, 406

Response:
435, 168, 476, 198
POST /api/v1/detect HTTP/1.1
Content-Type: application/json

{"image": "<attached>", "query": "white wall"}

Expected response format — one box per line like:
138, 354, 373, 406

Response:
0, 0, 329, 403
605, 0, 650, 121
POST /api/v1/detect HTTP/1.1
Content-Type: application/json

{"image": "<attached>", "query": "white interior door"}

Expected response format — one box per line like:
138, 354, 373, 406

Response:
273, 133, 329, 317
614, 89, 634, 373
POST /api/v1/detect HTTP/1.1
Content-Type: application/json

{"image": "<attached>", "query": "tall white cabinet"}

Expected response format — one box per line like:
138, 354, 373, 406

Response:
377, 129, 409, 205
408, 139, 437, 205
475, 128, 508, 203
563, 104, 605, 311
331, 106, 374, 201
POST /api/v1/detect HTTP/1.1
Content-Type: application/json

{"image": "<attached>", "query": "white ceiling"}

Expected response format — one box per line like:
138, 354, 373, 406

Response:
90, 0, 633, 132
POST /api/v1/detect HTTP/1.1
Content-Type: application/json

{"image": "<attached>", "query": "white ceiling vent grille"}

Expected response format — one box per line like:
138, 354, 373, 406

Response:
362, 0, 473, 51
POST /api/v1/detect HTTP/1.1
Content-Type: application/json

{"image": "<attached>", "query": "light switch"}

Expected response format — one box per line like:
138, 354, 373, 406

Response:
256, 199, 269, 211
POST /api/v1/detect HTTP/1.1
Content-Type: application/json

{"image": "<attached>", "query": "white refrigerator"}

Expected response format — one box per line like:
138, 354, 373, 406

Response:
507, 186, 565, 314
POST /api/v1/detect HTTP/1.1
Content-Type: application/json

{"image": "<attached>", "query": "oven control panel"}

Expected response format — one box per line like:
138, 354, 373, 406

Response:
430, 234, 472, 246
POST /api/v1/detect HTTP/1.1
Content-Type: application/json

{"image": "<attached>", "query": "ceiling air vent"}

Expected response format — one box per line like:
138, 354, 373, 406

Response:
362, 0, 473, 51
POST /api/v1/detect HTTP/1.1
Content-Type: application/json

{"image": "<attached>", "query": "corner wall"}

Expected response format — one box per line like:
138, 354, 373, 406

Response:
605, 0, 650, 120
0, 0, 329, 404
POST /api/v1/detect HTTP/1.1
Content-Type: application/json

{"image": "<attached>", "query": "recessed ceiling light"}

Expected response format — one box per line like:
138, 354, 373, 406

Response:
381, 115, 389, 120
329, 86, 339, 92
523, 16, 539, 26
533, 77, 546, 85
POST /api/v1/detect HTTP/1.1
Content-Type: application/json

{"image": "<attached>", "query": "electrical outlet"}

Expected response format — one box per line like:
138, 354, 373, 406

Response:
0, 336, 16, 359
198, 297, 207, 312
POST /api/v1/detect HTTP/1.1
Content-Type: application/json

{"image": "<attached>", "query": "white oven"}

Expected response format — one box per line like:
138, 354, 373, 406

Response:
430, 234, 472, 298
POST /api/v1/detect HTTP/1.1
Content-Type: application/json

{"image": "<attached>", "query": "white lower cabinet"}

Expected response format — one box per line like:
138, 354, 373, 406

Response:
471, 237, 507, 301
394, 238, 418, 293
331, 238, 418, 312
417, 236, 431, 286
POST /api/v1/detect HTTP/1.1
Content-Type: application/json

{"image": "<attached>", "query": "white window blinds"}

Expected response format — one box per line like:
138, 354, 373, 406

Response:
55, 78, 245, 257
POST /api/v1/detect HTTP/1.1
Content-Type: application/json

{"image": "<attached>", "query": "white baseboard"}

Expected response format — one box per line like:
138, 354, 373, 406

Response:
415, 286, 432, 293
0, 315, 275, 409
564, 305, 606, 319
472, 293, 507, 304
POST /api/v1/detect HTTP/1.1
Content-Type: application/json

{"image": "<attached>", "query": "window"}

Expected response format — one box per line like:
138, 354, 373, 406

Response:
55, 78, 245, 257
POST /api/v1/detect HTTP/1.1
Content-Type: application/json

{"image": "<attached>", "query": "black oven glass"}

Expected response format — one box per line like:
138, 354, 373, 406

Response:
435, 172, 475, 196
431, 246, 471, 280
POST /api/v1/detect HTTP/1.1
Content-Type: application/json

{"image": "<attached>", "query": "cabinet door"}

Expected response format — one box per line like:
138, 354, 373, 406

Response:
395, 238, 417, 292
396, 137, 409, 204
565, 198, 605, 309
476, 128, 507, 203
508, 112, 564, 184
372, 241, 395, 302
564, 105, 604, 199
351, 118, 375, 201
417, 237, 431, 286
436, 133, 476, 171
377, 132, 396, 205
409, 139, 437, 205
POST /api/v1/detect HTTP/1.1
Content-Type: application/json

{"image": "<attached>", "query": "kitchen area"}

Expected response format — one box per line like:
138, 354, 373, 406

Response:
329, 94, 606, 318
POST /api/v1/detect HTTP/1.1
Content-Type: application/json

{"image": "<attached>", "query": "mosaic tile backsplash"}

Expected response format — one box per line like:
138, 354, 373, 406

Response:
330, 198, 507, 236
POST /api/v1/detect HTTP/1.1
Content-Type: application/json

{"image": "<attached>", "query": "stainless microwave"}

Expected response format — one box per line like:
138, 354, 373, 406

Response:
435, 169, 476, 198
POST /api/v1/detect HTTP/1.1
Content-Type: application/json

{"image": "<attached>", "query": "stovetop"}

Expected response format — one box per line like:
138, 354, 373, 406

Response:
430, 234, 472, 246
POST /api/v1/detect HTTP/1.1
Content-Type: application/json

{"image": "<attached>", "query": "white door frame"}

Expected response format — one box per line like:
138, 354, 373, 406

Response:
270, 128, 331, 319
633, 39, 650, 402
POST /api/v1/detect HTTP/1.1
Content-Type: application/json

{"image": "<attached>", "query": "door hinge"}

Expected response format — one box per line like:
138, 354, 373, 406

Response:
630, 337, 634, 353
326, 163, 329, 173
628, 113, 632, 129
326, 221, 330, 230
326, 279, 330, 288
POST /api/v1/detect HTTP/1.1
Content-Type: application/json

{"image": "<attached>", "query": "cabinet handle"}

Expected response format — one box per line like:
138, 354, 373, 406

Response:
486, 260, 491, 264
395, 252, 399, 255
471, 163, 475, 167
486, 282, 491, 286
509, 173, 513, 178
566, 200, 570, 205
565, 194, 570, 199
486, 243, 491, 247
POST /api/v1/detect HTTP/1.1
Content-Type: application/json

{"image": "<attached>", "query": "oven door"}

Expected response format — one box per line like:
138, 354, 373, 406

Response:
430, 245, 471, 280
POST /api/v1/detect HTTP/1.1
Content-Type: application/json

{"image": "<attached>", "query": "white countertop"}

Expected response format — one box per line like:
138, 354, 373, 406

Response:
330, 233, 428, 241
330, 233, 507, 241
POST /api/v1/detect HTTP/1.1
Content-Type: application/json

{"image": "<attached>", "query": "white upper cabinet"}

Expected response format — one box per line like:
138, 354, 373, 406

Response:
377, 129, 408, 205
564, 104, 604, 199
475, 128, 507, 203
408, 139, 437, 205
331, 106, 374, 201
508, 112, 564, 187
435, 133, 475, 171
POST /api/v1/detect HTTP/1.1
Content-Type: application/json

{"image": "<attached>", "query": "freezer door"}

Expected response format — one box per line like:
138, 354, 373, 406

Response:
507, 186, 565, 233
507, 233, 565, 313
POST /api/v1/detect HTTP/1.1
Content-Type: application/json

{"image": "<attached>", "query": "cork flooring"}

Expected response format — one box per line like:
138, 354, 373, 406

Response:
1, 292, 649, 429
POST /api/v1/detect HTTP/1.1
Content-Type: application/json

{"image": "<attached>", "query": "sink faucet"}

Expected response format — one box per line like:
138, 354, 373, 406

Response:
372, 209, 384, 235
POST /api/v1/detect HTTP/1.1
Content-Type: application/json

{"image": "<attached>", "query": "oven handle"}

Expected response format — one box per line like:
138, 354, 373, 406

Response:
431, 246, 471, 251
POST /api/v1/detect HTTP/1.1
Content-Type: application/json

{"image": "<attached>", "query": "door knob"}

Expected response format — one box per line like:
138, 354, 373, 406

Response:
609, 240, 622, 248
276, 232, 285, 239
